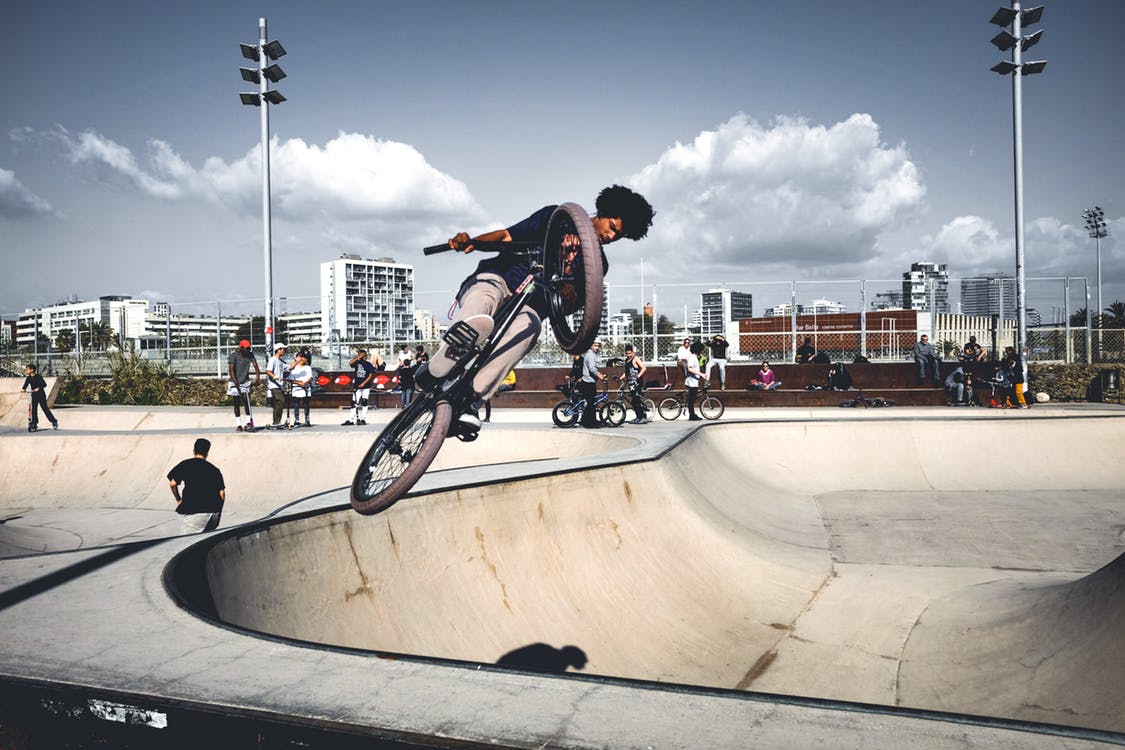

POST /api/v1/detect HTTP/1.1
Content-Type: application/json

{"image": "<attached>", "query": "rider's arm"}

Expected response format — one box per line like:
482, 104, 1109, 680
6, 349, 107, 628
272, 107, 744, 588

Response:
450, 228, 511, 253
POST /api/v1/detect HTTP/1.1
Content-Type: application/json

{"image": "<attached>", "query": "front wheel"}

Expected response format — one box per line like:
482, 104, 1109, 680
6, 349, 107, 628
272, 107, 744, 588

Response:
658, 397, 683, 421
700, 396, 725, 420
543, 203, 604, 354
350, 400, 452, 515
552, 399, 580, 428
642, 397, 656, 416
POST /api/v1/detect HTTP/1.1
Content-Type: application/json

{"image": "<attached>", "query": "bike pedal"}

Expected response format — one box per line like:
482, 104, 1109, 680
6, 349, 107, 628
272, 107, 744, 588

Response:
441, 320, 482, 359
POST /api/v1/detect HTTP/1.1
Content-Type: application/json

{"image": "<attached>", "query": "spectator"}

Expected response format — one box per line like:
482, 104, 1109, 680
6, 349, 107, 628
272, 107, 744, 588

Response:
705, 334, 729, 390
944, 365, 973, 406
748, 361, 781, 391
560, 354, 582, 397
827, 362, 852, 391
619, 344, 649, 423
21, 363, 58, 432
1003, 346, 1028, 409
398, 357, 417, 408
580, 341, 607, 428
683, 341, 705, 421
483, 369, 515, 422
265, 343, 289, 429
343, 349, 378, 426
961, 336, 985, 363
288, 350, 314, 427
795, 337, 816, 364
167, 438, 225, 534
675, 337, 692, 369
912, 334, 941, 387
227, 339, 261, 432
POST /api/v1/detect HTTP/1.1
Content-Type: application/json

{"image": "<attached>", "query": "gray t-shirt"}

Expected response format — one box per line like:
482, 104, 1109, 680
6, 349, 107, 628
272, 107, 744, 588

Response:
581, 350, 600, 383
228, 350, 257, 384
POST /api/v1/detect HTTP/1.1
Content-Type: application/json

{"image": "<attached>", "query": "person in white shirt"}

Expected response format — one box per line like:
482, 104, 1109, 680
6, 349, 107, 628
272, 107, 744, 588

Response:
683, 341, 704, 421
288, 351, 314, 428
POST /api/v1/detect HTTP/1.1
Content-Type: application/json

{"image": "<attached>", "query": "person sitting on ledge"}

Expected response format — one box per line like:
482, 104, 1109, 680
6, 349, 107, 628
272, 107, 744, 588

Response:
748, 361, 781, 391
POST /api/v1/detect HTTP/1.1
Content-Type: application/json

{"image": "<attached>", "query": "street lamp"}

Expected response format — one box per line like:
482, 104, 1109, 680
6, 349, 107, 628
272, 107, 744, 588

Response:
989, 2, 1046, 364
239, 18, 287, 352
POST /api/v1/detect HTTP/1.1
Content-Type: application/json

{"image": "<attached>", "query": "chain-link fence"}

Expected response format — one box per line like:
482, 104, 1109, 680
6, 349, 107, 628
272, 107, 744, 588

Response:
4, 275, 1121, 378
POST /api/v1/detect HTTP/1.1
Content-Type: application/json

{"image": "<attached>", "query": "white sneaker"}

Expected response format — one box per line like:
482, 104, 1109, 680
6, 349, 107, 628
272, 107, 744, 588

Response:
428, 314, 494, 379
458, 411, 482, 433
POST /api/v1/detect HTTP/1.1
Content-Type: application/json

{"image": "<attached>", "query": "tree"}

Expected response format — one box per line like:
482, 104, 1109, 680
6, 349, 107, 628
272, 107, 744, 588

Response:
78, 321, 116, 350
234, 316, 288, 348
1104, 300, 1125, 329
54, 328, 76, 353
1070, 307, 1090, 328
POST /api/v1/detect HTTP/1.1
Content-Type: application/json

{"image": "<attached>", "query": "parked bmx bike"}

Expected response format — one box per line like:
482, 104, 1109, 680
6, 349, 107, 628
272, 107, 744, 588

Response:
657, 382, 725, 421
350, 203, 604, 515
551, 381, 625, 428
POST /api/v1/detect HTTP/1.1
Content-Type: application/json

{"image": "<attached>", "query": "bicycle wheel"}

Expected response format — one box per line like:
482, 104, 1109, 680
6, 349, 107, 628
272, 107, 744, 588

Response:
658, 397, 683, 420
700, 396, 725, 420
543, 202, 604, 354
552, 399, 580, 427
350, 399, 452, 515
642, 397, 656, 416
603, 400, 627, 427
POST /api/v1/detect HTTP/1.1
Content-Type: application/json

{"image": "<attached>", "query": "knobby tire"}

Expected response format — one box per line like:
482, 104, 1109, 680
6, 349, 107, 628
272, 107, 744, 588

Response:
350, 400, 453, 515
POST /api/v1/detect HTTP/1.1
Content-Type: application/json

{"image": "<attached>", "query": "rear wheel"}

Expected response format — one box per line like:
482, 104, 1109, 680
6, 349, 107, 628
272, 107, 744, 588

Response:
642, 397, 656, 416
350, 399, 452, 515
543, 203, 604, 354
552, 399, 580, 427
658, 397, 683, 421
700, 396, 725, 420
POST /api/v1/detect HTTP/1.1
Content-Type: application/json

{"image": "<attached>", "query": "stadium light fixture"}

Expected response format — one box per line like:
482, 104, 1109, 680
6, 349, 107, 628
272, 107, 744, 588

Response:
238, 18, 288, 352
988, 1, 1046, 367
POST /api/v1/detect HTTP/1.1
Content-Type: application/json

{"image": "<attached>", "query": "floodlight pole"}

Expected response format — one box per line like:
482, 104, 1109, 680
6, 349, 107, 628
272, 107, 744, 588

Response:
1009, 2, 1029, 365
257, 18, 275, 353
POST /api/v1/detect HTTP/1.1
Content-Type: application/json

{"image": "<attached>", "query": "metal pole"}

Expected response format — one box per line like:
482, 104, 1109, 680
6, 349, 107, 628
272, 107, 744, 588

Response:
1011, 0, 1029, 368
259, 18, 275, 354
860, 280, 867, 358
790, 282, 797, 361
1063, 277, 1071, 363
1084, 279, 1092, 365
1095, 233, 1102, 361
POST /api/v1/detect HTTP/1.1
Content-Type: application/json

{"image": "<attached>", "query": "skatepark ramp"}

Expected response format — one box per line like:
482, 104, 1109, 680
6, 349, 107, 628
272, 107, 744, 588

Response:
179, 417, 1125, 733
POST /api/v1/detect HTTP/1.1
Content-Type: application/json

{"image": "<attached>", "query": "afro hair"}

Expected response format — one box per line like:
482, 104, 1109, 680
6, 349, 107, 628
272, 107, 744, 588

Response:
595, 184, 655, 241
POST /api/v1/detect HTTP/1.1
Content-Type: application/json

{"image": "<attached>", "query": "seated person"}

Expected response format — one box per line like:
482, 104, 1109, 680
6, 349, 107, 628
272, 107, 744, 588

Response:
944, 365, 973, 405
795, 337, 816, 364
989, 366, 1013, 407
748, 361, 781, 390
827, 362, 852, 391
961, 336, 985, 363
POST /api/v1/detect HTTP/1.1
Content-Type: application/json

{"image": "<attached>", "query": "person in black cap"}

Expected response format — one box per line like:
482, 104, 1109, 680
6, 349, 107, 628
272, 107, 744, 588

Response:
167, 438, 225, 534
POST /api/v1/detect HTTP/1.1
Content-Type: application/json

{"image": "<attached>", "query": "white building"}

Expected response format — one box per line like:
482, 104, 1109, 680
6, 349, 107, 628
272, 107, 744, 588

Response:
321, 255, 415, 347
902, 261, 950, 313
699, 289, 753, 338
18, 296, 149, 348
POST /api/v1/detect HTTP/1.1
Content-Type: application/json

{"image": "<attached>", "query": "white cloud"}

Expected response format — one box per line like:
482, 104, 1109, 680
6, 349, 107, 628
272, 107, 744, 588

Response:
628, 113, 926, 276
0, 167, 53, 218
47, 127, 487, 228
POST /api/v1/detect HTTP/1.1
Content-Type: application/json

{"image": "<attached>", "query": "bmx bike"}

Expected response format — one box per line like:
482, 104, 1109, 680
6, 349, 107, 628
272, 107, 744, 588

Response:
551, 380, 625, 428
350, 203, 604, 515
657, 381, 725, 421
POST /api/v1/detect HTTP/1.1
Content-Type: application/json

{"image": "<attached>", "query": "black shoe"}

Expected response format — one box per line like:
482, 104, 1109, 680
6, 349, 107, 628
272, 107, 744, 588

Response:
28, 425, 38, 432
342, 420, 354, 426
51, 421, 59, 430
357, 419, 367, 425
688, 416, 703, 421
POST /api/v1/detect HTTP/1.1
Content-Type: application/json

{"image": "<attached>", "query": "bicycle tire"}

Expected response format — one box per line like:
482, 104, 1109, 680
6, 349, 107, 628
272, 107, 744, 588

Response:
552, 400, 580, 428
603, 401, 627, 427
658, 397, 682, 421
642, 397, 656, 416
350, 400, 453, 515
543, 202, 604, 354
700, 396, 725, 420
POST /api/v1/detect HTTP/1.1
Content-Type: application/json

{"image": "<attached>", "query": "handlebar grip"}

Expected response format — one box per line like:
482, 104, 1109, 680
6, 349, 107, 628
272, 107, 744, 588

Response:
423, 243, 453, 255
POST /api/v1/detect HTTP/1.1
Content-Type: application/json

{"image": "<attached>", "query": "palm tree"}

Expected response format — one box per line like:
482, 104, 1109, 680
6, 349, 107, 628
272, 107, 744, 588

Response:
1104, 300, 1125, 329
1070, 307, 1091, 328
54, 328, 76, 353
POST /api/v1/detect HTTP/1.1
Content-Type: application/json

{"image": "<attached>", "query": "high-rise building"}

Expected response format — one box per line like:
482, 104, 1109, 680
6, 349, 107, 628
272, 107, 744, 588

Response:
960, 274, 1017, 320
871, 290, 905, 310
699, 289, 753, 336
902, 262, 950, 312
320, 255, 415, 346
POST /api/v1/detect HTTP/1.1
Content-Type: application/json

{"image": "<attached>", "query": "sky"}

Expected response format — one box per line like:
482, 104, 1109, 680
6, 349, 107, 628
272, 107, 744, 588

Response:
2, 0, 1123, 324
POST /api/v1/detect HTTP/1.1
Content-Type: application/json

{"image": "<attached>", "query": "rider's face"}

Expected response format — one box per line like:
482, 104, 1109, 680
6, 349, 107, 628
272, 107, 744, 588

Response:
593, 216, 625, 245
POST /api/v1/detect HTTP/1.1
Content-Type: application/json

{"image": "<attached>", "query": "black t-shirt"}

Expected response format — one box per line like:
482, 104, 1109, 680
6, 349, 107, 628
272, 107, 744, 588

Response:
23, 374, 47, 392
167, 458, 225, 514
709, 339, 729, 359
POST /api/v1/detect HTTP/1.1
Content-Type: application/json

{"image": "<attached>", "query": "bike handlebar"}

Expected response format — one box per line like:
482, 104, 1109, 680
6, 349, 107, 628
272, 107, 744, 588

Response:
422, 240, 541, 256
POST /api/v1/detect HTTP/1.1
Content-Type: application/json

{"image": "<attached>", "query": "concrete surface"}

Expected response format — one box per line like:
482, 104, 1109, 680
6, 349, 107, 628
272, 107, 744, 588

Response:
1, 403, 1124, 748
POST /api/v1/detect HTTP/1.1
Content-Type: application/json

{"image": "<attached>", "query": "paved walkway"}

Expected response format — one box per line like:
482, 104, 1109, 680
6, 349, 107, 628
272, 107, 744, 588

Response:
1, 403, 1124, 747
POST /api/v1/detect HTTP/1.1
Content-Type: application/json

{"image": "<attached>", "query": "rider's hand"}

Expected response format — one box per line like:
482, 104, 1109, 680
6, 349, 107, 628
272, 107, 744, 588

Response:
449, 232, 473, 253
561, 233, 580, 249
